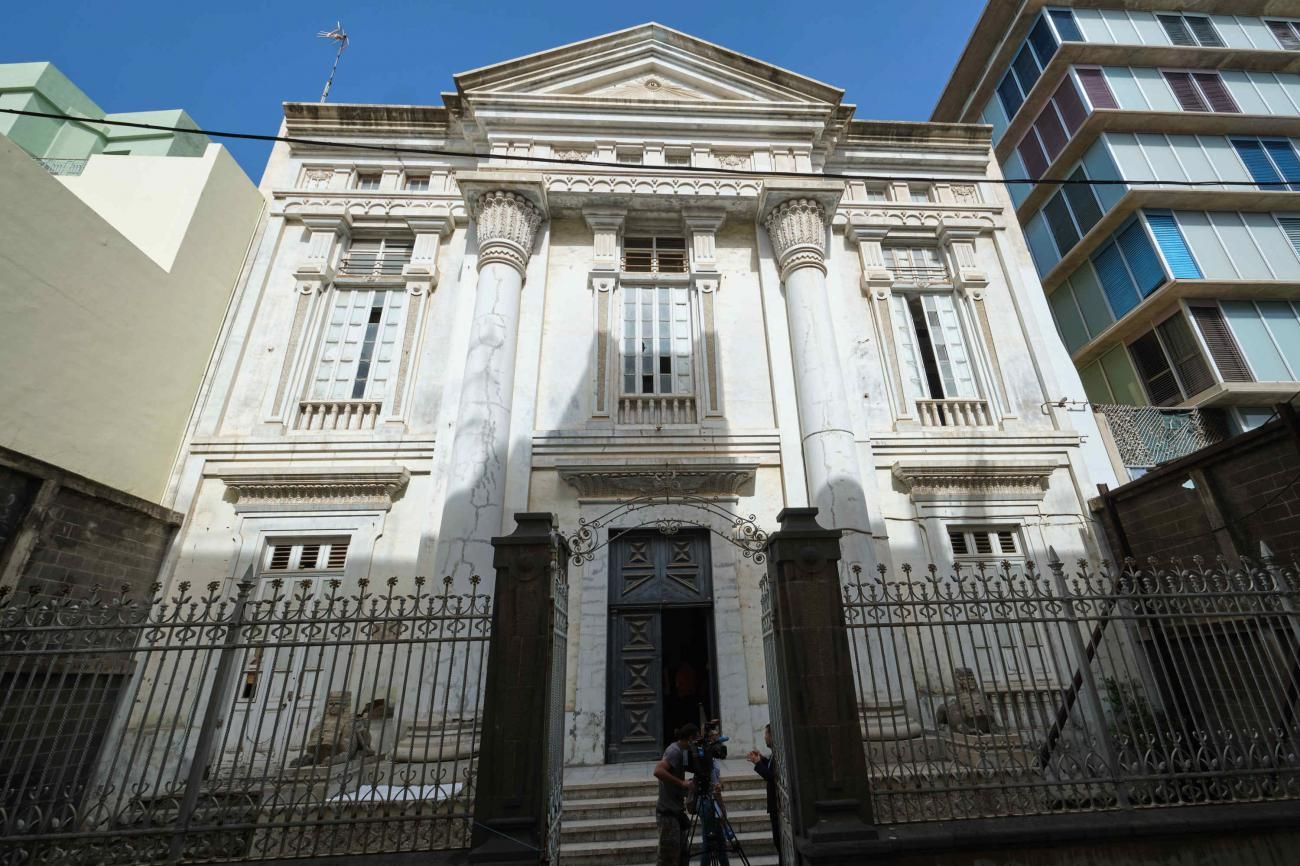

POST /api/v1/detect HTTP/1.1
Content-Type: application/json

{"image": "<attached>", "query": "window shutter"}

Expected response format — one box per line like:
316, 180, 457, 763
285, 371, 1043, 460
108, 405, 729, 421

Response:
1192, 73, 1238, 113
1043, 192, 1081, 255
1233, 138, 1283, 189
1050, 9, 1083, 43
1076, 68, 1117, 110
1263, 139, 1300, 190
890, 294, 927, 404
1062, 167, 1103, 235
923, 294, 978, 399
1092, 241, 1141, 317
1164, 71, 1209, 112
267, 545, 292, 571
948, 530, 970, 556
1130, 331, 1182, 406
995, 531, 1019, 555
1278, 217, 1300, 256
973, 532, 994, 556
1190, 305, 1253, 382
1157, 313, 1214, 398
326, 541, 349, 570
1034, 108, 1068, 162
1011, 45, 1042, 95
1185, 16, 1224, 48
1017, 130, 1050, 178
1267, 20, 1300, 51
1052, 78, 1088, 134
1116, 220, 1168, 295
997, 73, 1025, 118
1158, 14, 1196, 47
1027, 16, 1059, 67
1144, 211, 1203, 279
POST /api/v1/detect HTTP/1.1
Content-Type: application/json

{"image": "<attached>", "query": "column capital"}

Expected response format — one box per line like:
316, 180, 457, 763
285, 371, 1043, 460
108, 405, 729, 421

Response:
457, 173, 548, 277
760, 181, 842, 282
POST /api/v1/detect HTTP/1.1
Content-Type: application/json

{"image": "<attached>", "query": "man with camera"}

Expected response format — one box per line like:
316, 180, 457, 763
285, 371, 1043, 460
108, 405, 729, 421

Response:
654, 723, 697, 866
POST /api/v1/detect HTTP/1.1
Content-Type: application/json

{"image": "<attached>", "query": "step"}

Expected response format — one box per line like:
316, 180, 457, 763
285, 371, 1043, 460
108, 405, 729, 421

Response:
563, 787, 767, 820
564, 774, 767, 802
562, 808, 773, 843
561, 829, 777, 866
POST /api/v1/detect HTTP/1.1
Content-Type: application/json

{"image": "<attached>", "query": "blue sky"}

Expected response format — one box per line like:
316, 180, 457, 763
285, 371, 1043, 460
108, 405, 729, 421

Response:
8, 0, 985, 180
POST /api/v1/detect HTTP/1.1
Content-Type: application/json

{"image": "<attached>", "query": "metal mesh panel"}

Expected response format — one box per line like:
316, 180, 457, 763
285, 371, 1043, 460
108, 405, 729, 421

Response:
1093, 404, 1230, 469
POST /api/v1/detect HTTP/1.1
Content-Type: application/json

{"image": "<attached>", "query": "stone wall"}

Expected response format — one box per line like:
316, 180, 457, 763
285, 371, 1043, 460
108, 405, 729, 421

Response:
1093, 406, 1300, 563
0, 446, 181, 598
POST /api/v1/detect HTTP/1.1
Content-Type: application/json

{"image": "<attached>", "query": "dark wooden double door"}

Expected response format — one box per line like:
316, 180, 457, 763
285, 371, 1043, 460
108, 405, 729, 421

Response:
606, 530, 717, 763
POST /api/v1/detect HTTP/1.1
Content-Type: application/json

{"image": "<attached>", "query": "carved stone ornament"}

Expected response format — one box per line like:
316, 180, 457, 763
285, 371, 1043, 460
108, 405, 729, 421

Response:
558, 463, 758, 498
763, 198, 828, 281
890, 460, 1056, 503
303, 168, 333, 190
949, 184, 980, 204
220, 467, 410, 511
475, 190, 544, 275
552, 149, 593, 162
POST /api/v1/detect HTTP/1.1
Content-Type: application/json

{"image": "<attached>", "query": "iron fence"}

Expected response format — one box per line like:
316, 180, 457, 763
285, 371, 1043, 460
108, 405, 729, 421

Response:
759, 575, 799, 866
843, 552, 1300, 824
0, 574, 491, 864
542, 538, 569, 865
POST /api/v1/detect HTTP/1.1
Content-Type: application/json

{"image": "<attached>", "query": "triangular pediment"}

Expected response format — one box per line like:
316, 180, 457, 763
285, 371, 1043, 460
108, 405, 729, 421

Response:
453, 23, 844, 107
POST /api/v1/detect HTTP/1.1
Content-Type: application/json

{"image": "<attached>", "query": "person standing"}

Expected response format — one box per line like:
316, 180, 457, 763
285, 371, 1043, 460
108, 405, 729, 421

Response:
747, 723, 782, 864
654, 723, 696, 866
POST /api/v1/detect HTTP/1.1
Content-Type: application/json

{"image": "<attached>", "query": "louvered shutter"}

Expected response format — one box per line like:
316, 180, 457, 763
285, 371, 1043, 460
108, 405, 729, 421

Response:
922, 294, 978, 399
1192, 73, 1238, 113
1043, 192, 1080, 255
1129, 332, 1182, 406
1185, 16, 1224, 47
997, 73, 1024, 118
1027, 15, 1059, 67
1034, 108, 1068, 161
1164, 71, 1209, 111
1052, 78, 1088, 134
1017, 130, 1050, 177
1263, 140, 1300, 190
890, 294, 928, 404
1076, 68, 1117, 110
1267, 20, 1300, 51
1012, 45, 1042, 95
1050, 9, 1083, 42
1092, 241, 1141, 317
1116, 221, 1168, 295
1144, 211, 1203, 279
312, 290, 372, 399
1062, 167, 1103, 235
1158, 14, 1196, 46
1278, 217, 1300, 256
1233, 138, 1284, 189
1157, 313, 1215, 398
1190, 305, 1253, 382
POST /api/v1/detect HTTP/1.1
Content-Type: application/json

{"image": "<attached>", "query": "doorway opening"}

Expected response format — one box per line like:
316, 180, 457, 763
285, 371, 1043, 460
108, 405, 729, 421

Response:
661, 607, 715, 746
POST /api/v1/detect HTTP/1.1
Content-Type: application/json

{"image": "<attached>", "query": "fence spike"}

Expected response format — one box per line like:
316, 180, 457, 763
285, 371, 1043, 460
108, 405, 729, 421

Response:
1260, 540, 1275, 561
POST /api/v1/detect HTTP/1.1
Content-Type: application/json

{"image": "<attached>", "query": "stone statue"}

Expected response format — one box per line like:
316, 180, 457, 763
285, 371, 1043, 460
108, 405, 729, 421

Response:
290, 690, 375, 767
936, 668, 997, 734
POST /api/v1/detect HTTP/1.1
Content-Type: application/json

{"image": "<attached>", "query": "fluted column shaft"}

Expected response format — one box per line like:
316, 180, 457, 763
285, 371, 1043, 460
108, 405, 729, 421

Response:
435, 191, 544, 589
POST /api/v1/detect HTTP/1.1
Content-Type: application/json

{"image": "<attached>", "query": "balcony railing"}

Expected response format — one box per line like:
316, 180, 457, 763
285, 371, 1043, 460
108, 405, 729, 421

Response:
890, 265, 951, 286
295, 399, 383, 431
37, 158, 88, 176
338, 252, 412, 277
916, 398, 994, 428
617, 395, 697, 426
1092, 404, 1230, 469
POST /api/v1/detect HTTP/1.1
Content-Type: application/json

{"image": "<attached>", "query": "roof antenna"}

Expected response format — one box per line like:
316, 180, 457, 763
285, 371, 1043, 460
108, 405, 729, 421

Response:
317, 22, 349, 103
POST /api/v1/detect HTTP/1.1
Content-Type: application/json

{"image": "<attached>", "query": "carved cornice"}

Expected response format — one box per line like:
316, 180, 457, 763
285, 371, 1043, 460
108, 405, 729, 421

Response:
221, 467, 410, 512
891, 460, 1057, 503
839, 208, 1001, 233
277, 194, 466, 221
558, 463, 758, 498
763, 198, 828, 281
474, 190, 545, 275
544, 173, 763, 199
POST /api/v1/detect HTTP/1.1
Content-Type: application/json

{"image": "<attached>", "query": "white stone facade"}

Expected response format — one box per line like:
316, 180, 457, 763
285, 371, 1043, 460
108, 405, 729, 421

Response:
163, 23, 1118, 767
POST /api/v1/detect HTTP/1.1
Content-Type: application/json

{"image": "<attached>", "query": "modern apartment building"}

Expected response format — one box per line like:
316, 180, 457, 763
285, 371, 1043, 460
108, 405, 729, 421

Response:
934, 1, 1300, 476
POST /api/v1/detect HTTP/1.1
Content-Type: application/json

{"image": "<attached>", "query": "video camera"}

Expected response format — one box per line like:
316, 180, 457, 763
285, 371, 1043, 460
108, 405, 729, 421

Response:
686, 717, 729, 779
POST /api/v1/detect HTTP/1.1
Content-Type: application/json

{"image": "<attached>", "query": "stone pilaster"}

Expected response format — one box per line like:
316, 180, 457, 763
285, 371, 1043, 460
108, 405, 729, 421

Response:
294, 215, 349, 289
684, 207, 726, 272
939, 225, 987, 285
847, 224, 892, 292
402, 216, 452, 288
583, 206, 626, 274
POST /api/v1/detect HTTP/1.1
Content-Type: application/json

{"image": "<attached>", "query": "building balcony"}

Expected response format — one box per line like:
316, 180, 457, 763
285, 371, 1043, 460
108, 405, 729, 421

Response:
337, 253, 412, 277
295, 399, 383, 431
915, 398, 996, 429
617, 395, 697, 426
1093, 403, 1230, 472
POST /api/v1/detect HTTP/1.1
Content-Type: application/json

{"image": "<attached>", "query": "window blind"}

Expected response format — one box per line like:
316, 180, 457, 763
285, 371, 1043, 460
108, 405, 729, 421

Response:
1017, 130, 1050, 177
1164, 71, 1209, 111
1052, 78, 1088, 133
1027, 15, 1059, 67
1129, 331, 1182, 405
1116, 221, 1168, 295
1278, 217, 1300, 256
1190, 305, 1253, 382
1158, 14, 1196, 47
1157, 312, 1214, 398
1034, 106, 1069, 160
1076, 68, 1118, 110
1266, 20, 1300, 51
1192, 73, 1238, 112
1263, 140, 1300, 190
1144, 211, 1202, 280
1233, 138, 1284, 189
1185, 16, 1224, 48
1049, 9, 1083, 43
1012, 45, 1042, 95
1092, 241, 1141, 318
1043, 192, 1080, 255
997, 74, 1025, 118
1062, 167, 1103, 235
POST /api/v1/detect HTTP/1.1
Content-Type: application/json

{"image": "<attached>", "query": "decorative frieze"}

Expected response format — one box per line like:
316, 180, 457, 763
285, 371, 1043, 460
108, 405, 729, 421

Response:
220, 467, 411, 512
475, 190, 544, 275
890, 460, 1056, 502
558, 463, 758, 498
763, 198, 828, 280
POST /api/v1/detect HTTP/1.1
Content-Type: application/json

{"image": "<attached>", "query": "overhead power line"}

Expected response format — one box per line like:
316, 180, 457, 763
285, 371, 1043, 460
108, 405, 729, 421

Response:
5, 106, 1298, 189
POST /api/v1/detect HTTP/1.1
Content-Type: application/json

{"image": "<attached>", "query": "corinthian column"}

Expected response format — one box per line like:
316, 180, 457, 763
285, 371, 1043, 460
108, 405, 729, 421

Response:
762, 189, 921, 740
435, 188, 545, 590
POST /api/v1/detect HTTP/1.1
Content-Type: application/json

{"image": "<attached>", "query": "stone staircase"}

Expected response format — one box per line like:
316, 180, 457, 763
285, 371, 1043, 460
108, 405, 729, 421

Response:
561, 760, 778, 866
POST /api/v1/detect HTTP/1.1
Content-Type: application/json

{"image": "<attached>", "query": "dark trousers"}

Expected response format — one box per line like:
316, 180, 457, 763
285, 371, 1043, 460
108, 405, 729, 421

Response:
769, 812, 783, 866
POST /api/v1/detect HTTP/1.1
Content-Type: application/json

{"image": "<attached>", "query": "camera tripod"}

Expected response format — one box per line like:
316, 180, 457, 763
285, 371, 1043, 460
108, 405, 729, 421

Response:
682, 787, 751, 866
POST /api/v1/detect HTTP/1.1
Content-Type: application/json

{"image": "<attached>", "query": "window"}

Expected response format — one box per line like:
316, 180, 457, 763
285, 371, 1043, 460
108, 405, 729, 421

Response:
909, 185, 933, 203
339, 237, 413, 276
310, 289, 407, 401
1266, 20, 1300, 51
1075, 67, 1118, 110
403, 173, 430, 192
1129, 311, 1215, 405
1034, 165, 1104, 257
1143, 210, 1202, 279
1162, 71, 1239, 113
664, 148, 692, 166
263, 538, 350, 574
1231, 138, 1300, 191
354, 171, 381, 191
949, 526, 1022, 561
994, 12, 1062, 118
1090, 219, 1168, 318
621, 286, 693, 396
1048, 9, 1083, 43
865, 184, 889, 202
883, 246, 949, 285
623, 236, 687, 273
1220, 299, 1300, 381
616, 147, 643, 165
1188, 304, 1253, 382
891, 292, 978, 403
1157, 14, 1224, 48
